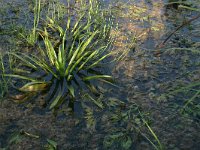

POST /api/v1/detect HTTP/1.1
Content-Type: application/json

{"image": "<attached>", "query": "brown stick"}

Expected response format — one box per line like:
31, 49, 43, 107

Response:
157, 14, 200, 48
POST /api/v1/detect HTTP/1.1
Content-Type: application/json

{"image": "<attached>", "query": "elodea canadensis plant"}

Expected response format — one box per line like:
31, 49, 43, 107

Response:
6, 10, 113, 110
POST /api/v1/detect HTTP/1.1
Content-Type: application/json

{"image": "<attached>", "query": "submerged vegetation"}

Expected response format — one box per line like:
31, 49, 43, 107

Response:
0, 0, 200, 149
25, 0, 41, 45
157, 3, 200, 123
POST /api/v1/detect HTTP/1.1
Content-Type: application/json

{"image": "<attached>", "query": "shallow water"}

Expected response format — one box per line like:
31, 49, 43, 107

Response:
0, 0, 200, 149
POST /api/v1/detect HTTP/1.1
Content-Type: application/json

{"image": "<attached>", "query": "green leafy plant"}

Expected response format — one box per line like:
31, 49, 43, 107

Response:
5, 1, 113, 110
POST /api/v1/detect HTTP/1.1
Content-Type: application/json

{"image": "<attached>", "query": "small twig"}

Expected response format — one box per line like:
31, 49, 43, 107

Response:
157, 14, 200, 48
20, 130, 40, 139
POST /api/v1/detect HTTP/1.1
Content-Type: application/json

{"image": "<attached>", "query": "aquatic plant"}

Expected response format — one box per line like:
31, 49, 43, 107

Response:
100, 99, 163, 150
0, 54, 12, 100
5, 0, 113, 110
157, 46, 200, 122
0, 54, 7, 99
22, 0, 41, 45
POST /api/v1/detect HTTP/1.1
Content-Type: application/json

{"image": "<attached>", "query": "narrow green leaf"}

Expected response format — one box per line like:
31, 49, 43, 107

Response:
98, 78, 118, 88
67, 16, 71, 29
65, 40, 84, 76
3, 74, 37, 81
69, 51, 90, 75
49, 90, 63, 109
8, 53, 37, 69
67, 84, 75, 98
43, 28, 59, 69
71, 13, 85, 33
86, 53, 111, 70
27, 54, 58, 78
78, 49, 99, 71
67, 38, 76, 60
77, 30, 99, 58
83, 75, 112, 81
179, 5, 200, 12
84, 94, 104, 109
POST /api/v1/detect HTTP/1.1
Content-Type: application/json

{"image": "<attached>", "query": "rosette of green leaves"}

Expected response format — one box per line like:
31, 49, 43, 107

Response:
6, 14, 113, 110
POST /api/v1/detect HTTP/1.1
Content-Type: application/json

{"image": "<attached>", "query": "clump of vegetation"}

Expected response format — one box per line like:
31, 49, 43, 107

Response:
2, 0, 113, 111
27, 0, 41, 45
102, 101, 163, 150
